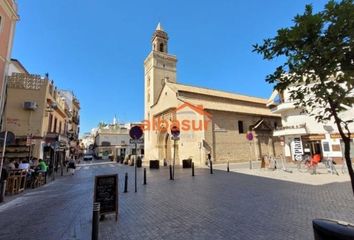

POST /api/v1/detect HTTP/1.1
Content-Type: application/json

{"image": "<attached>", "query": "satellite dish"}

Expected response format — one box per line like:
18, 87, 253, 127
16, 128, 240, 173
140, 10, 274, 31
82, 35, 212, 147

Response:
0, 131, 16, 145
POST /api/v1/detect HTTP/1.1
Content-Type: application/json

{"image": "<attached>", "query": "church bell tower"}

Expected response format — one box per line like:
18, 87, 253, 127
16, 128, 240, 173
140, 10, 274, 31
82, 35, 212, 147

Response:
144, 23, 177, 119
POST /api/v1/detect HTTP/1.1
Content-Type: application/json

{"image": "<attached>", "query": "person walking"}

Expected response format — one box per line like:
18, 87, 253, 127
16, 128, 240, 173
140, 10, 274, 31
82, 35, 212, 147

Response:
207, 152, 212, 167
67, 158, 76, 175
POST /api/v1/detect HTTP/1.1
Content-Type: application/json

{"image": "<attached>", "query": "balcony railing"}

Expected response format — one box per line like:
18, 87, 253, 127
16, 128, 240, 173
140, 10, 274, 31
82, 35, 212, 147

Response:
7, 73, 46, 90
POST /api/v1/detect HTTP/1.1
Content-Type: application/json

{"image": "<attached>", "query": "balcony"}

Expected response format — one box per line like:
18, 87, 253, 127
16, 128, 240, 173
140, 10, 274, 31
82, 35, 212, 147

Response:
270, 102, 296, 113
273, 124, 307, 136
72, 115, 80, 125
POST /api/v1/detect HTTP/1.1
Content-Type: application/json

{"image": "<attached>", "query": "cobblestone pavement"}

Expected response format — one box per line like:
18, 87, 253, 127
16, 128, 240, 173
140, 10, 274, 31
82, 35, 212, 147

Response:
213, 161, 351, 185
0, 161, 354, 240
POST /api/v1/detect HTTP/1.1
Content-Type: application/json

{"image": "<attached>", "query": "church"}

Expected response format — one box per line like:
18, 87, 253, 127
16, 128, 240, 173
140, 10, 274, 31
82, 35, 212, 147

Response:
144, 23, 282, 166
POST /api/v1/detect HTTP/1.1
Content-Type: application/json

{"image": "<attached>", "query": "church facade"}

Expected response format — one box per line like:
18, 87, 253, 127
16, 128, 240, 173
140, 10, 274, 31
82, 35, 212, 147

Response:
144, 24, 282, 166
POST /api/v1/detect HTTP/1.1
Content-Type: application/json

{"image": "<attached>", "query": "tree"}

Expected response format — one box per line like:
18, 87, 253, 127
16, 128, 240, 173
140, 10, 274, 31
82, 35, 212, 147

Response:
253, 0, 354, 194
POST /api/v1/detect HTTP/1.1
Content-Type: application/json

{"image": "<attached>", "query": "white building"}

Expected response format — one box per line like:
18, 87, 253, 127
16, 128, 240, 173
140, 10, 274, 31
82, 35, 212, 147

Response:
93, 121, 144, 160
267, 87, 354, 163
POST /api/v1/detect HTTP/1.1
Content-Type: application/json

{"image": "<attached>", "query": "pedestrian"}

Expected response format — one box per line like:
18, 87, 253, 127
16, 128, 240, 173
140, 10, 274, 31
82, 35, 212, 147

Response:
38, 159, 48, 172
206, 152, 211, 167
67, 158, 76, 175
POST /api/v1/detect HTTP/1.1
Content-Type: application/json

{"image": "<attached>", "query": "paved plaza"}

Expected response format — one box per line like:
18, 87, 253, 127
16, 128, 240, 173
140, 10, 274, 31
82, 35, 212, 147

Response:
213, 161, 351, 185
0, 161, 354, 240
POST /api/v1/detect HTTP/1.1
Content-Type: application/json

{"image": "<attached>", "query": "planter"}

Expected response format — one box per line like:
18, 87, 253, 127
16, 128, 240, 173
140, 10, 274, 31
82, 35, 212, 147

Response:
182, 159, 192, 168
149, 160, 159, 169
136, 157, 142, 168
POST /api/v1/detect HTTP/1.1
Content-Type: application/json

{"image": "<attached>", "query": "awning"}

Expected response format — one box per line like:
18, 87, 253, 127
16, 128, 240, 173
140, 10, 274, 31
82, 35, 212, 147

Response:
273, 127, 307, 136
266, 89, 279, 107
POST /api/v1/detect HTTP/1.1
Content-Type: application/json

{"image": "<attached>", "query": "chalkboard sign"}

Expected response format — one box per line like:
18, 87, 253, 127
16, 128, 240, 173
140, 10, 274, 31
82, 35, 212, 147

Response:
94, 174, 118, 221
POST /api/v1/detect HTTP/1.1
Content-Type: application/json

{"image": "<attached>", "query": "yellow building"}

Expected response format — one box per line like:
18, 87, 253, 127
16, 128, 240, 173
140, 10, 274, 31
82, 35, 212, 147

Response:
3, 60, 80, 171
144, 24, 282, 166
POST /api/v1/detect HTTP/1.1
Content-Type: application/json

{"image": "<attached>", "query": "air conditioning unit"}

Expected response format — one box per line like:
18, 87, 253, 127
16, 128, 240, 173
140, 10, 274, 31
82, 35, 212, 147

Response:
24, 101, 38, 110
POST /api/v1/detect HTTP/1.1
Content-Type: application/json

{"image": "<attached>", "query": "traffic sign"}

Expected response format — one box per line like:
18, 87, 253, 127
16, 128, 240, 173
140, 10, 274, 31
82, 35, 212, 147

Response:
129, 139, 144, 144
246, 132, 253, 141
129, 126, 143, 140
171, 125, 180, 138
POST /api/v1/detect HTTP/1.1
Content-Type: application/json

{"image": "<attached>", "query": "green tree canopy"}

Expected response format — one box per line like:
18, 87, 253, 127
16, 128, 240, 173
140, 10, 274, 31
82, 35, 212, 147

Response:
254, 0, 354, 194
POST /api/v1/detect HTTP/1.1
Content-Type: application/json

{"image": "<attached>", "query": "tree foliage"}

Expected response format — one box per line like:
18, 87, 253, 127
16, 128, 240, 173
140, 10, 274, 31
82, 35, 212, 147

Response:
254, 0, 354, 194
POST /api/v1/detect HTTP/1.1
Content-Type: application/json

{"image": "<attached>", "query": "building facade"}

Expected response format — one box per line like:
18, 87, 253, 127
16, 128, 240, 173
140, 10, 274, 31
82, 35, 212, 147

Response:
0, 0, 18, 129
3, 60, 80, 170
267, 88, 354, 163
93, 122, 144, 160
144, 24, 282, 166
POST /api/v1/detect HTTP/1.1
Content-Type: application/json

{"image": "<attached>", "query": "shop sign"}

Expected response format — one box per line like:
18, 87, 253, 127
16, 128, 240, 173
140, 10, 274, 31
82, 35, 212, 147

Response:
301, 134, 325, 141
94, 174, 118, 221
330, 133, 354, 139
292, 137, 303, 161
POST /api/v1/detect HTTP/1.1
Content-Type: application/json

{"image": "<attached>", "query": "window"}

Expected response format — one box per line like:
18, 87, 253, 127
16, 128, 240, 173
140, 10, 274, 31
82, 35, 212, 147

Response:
48, 114, 53, 133
59, 122, 62, 134
159, 43, 164, 52
322, 141, 330, 152
238, 121, 244, 134
274, 122, 278, 129
53, 118, 57, 133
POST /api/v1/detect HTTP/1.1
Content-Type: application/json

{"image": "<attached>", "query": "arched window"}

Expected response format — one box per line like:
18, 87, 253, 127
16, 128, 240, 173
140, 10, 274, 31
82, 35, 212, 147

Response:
159, 43, 164, 52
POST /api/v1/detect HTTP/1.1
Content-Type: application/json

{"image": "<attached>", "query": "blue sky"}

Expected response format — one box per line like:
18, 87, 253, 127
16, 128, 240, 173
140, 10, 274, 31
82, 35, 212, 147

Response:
12, 0, 329, 135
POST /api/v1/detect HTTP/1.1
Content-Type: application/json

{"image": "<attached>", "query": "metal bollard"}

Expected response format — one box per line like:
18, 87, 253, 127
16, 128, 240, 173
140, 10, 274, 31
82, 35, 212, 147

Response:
124, 172, 128, 193
0, 180, 6, 203
169, 165, 173, 180
227, 161, 230, 172
210, 161, 213, 174
192, 162, 195, 176
143, 168, 147, 185
92, 202, 100, 240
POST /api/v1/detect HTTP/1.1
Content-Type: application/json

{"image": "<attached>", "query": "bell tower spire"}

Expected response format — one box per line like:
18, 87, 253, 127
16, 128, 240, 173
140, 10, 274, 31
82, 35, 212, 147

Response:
152, 22, 168, 53
144, 23, 177, 123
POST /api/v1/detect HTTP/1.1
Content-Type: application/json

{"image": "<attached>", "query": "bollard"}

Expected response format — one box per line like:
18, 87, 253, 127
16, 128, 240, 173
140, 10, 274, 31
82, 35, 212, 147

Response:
210, 161, 213, 174
143, 168, 147, 185
169, 165, 173, 180
227, 161, 230, 172
0, 180, 6, 203
92, 202, 100, 240
124, 172, 128, 193
192, 162, 195, 176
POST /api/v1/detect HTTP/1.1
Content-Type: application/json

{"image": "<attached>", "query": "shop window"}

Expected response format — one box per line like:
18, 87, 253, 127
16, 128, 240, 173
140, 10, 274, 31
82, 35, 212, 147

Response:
322, 141, 330, 152
238, 121, 244, 134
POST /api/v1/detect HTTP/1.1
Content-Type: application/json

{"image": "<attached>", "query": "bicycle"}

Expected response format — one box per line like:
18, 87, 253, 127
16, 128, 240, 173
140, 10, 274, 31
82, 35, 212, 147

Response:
297, 155, 317, 174
322, 157, 339, 175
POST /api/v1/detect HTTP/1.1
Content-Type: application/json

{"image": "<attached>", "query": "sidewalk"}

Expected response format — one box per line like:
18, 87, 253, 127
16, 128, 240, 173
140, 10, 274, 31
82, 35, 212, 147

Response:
0, 165, 75, 206
213, 161, 351, 185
